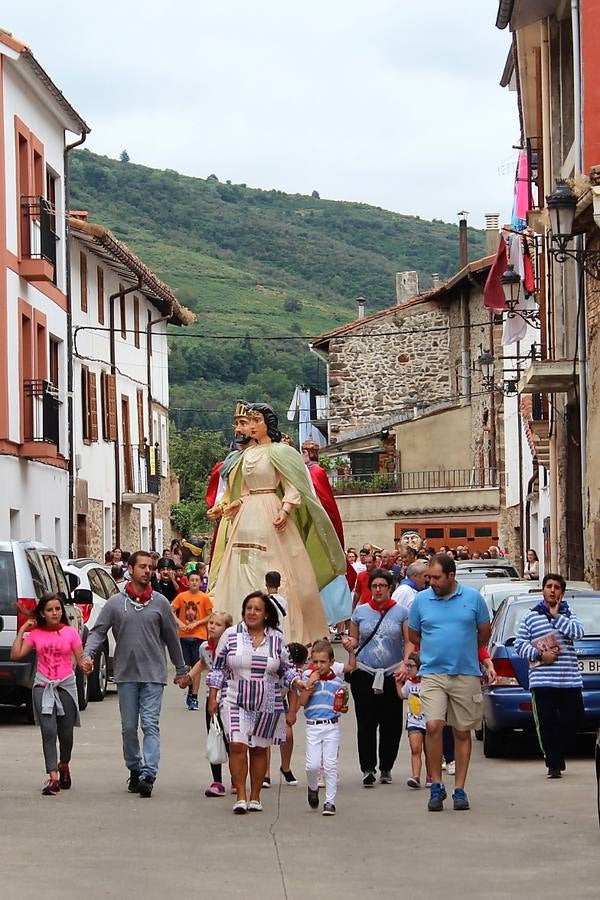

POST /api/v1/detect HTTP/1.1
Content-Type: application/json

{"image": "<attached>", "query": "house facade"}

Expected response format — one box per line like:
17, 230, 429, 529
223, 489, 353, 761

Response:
0, 30, 88, 554
496, 0, 600, 584
310, 252, 504, 555
69, 215, 193, 558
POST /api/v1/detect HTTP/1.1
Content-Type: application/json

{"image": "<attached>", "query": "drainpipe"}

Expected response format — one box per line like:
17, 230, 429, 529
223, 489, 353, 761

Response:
109, 279, 143, 549
147, 306, 173, 550
64, 130, 87, 557
571, 0, 588, 563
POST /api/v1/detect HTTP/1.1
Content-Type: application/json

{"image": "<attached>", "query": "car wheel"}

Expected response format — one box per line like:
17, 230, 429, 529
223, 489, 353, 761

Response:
76, 666, 89, 711
87, 645, 108, 702
483, 721, 505, 758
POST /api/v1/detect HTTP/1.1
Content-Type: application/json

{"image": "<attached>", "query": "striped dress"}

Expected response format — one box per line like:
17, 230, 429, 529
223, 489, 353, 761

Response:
206, 623, 298, 747
514, 603, 584, 688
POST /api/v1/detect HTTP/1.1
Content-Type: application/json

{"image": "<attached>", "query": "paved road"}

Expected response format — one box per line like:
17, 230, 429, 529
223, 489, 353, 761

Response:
1, 677, 598, 900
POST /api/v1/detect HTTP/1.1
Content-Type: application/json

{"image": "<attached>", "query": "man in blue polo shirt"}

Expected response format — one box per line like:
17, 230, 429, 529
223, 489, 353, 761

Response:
408, 553, 490, 812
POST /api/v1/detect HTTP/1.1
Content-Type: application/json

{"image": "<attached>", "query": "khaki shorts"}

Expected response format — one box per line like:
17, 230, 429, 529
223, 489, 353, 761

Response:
420, 674, 483, 732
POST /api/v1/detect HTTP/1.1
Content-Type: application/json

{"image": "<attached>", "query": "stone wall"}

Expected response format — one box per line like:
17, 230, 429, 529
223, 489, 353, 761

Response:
328, 303, 451, 440
87, 498, 104, 563
120, 505, 141, 553
584, 229, 600, 586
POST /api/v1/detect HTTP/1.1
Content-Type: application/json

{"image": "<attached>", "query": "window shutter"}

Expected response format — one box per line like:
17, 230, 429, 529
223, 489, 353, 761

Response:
81, 365, 90, 441
134, 296, 140, 349
107, 374, 117, 441
88, 372, 98, 442
136, 389, 144, 443
97, 266, 104, 325
80, 252, 88, 312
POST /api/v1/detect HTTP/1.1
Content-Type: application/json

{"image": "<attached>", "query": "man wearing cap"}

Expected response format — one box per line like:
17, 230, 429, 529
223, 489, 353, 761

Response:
154, 557, 179, 603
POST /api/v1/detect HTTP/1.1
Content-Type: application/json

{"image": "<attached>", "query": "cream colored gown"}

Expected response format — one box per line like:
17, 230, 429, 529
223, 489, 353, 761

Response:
211, 444, 328, 644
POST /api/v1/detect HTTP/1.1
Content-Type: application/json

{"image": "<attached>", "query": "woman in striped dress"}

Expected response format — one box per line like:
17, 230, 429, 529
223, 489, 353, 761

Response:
207, 591, 306, 814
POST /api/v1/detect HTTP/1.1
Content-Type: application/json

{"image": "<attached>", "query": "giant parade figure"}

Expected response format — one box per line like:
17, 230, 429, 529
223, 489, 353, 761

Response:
207, 401, 349, 644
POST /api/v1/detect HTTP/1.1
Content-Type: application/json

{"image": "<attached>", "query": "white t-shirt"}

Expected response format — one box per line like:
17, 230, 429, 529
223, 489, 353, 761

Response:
353, 562, 366, 574
401, 680, 426, 730
392, 583, 416, 609
269, 592, 288, 620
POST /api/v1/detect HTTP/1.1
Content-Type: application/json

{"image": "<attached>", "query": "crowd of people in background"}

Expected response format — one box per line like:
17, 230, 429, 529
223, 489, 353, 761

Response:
14, 533, 583, 818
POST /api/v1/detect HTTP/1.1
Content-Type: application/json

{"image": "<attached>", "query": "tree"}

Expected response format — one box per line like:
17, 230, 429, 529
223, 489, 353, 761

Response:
169, 424, 229, 536
311, 190, 320, 199
284, 297, 302, 313
119, 149, 130, 163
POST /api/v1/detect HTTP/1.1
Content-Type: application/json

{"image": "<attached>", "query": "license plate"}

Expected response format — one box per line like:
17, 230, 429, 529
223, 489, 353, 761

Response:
578, 658, 600, 674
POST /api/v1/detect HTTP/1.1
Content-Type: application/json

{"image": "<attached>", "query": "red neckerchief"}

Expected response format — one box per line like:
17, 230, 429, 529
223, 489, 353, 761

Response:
408, 675, 421, 684
305, 664, 337, 681
125, 581, 153, 604
205, 639, 217, 653
367, 598, 396, 613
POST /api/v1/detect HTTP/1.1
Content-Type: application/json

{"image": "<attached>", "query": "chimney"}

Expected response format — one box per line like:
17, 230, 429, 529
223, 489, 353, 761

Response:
431, 273, 441, 289
484, 213, 501, 255
395, 271, 419, 304
458, 210, 469, 269
355, 296, 366, 319
70, 210, 89, 222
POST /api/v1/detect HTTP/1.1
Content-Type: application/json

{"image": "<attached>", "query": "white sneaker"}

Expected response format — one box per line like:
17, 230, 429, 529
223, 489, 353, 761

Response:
447, 761, 456, 776
441, 760, 447, 771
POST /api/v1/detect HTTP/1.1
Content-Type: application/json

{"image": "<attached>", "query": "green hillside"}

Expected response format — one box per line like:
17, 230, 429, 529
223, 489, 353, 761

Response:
69, 150, 486, 433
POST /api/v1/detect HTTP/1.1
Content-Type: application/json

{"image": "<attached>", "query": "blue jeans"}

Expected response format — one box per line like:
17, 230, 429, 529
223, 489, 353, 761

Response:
118, 682, 164, 780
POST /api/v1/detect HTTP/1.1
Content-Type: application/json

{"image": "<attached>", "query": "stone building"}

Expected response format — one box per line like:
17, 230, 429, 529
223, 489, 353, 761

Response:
310, 254, 505, 552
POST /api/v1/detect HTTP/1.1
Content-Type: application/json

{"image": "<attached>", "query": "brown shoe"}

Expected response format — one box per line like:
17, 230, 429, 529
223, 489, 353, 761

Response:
58, 764, 71, 790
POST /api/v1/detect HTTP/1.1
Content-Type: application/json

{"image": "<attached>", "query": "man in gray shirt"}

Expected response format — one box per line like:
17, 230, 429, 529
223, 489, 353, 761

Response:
82, 550, 188, 797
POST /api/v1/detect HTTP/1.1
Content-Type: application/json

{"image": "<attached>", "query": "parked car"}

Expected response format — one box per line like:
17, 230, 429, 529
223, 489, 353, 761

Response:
480, 580, 592, 617
482, 591, 600, 757
456, 568, 521, 593
596, 727, 600, 826
456, 559, 519, 575
62, 559, 121, 701
0, 541, 92, 722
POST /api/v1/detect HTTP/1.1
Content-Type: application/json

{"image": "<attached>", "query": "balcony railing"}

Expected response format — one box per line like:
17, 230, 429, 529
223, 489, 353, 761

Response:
24, 380, 60, 446
122, 442, 161, 498
331, 468, 498, 495
21, 196, 57, 267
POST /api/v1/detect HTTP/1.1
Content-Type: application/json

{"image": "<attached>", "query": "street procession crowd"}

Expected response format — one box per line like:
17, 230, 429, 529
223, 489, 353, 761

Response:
11, 402, 586, 818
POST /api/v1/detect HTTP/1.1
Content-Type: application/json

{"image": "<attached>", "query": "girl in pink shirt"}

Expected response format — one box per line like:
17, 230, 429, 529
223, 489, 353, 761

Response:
11, 593, 84, 796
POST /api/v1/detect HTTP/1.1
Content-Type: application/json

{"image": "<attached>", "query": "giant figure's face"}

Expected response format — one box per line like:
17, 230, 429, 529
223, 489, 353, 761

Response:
233, 414, 252, 446
249, 411, 268, 441
399, 531, 423, 552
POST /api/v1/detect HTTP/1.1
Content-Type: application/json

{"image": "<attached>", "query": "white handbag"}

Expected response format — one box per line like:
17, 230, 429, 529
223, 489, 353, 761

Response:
206, 715, 228, 765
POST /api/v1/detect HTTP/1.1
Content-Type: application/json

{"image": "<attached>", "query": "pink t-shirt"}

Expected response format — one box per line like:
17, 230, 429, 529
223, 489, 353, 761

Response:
25, 626, 82, 680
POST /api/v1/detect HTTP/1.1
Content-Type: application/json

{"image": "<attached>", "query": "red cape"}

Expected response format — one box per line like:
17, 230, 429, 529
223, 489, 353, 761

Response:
205, 461, 223, 509
306, 462, 356, 590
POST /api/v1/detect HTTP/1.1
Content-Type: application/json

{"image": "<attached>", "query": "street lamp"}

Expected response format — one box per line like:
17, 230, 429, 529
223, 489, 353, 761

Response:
500, 262, 541, 328
546, 178, 600, 278
478, 349, 495, 391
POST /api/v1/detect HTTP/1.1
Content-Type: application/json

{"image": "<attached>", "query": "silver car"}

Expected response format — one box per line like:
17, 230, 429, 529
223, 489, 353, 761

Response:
62, 559, 121, 701
0, 541, 90, 722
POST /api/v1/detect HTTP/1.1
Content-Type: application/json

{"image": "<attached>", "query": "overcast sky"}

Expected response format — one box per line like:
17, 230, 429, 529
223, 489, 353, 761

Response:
4, 0, 518, 227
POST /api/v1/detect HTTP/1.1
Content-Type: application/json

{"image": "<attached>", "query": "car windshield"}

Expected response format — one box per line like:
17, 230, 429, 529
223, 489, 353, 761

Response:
504, 596, 600, 638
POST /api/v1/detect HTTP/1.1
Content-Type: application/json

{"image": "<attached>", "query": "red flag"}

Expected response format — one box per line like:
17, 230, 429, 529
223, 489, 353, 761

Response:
484, 236, 508, 311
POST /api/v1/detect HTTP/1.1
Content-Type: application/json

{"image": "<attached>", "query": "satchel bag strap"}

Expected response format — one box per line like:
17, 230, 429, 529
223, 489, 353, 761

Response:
355, 606, 392, 658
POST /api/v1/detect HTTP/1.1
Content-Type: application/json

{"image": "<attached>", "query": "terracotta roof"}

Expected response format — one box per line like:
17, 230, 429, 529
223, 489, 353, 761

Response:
311, 254, 494, 350
0, 29, 89, 134
69, 217, 195, 327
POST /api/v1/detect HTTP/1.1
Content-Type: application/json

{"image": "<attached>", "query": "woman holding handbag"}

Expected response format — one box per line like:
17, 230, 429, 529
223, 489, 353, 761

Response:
342, 568, 413, 787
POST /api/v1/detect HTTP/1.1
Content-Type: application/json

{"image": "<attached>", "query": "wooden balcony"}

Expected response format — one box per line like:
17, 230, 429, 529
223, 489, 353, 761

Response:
18, 196, 57, 284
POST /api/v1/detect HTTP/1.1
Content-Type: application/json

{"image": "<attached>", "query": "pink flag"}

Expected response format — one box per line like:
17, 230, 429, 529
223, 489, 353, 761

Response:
484, 236, 508, 311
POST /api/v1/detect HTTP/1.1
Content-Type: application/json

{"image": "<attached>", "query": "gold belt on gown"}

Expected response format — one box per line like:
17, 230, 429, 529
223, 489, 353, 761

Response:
248, 489, 277, 494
